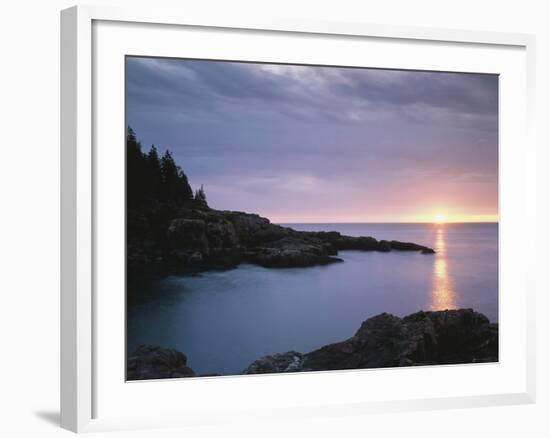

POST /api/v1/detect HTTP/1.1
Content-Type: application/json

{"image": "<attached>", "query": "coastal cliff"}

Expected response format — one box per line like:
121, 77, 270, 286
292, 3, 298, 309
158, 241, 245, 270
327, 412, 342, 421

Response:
128, 204, 435, 278
127, 308, 498, 380
126, 127, 434, 280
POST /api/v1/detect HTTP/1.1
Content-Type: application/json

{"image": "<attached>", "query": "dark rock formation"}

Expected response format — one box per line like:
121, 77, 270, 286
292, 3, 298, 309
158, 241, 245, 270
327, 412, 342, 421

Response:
241, 351, 305, 374
127, 309, 498, 380
242, 309, 498, 374
385, 240, 436, 253
127, 345, 196, 380
127, 205, 435, 278
247, 236, 343, 268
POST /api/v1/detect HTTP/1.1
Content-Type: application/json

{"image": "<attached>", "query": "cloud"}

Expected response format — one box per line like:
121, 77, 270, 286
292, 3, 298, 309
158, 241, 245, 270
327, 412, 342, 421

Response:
128, 58, 497, 126
333, 68, 498, 115
126, 57, 498, 221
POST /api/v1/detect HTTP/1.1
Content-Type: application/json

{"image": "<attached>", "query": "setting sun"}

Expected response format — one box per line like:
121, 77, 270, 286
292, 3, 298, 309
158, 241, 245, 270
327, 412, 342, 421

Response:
433, 214, 447, 224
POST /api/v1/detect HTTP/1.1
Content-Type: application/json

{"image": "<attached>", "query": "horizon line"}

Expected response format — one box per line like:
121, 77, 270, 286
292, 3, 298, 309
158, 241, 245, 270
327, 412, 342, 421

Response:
274, 221, 499, 225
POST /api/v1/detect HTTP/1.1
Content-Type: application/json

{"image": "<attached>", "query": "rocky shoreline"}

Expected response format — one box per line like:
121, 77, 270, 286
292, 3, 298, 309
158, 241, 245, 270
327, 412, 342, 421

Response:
128, 204, 435, 278
127, 308, 498, 380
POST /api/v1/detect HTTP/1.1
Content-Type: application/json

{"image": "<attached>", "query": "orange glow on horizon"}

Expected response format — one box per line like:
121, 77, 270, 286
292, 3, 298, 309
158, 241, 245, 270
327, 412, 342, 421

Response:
269, 213, 498, 224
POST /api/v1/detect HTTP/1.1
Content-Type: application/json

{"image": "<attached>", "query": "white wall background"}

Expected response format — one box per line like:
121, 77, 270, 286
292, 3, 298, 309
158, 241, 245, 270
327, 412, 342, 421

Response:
0, 0, 547, 436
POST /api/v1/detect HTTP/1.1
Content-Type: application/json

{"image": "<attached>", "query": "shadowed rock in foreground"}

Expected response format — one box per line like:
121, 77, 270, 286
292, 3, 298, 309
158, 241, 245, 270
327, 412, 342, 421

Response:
242, 309, 498, 374
127, 345, 196, 380
127, 309, 497, 380
128, 206, 435, 276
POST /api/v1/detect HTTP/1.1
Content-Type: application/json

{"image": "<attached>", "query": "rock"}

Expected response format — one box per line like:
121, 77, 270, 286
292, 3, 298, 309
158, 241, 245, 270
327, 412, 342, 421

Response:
323, 233, 389, 251
242, 352, 305, 374
128, 204, 435, 275
166, 218, 209, 252
384, 240, 435, 253
401, 309, 498, 364
304, 313, 411, 370
189, 252, 203, 263
302, 232, 434, 253
248, 237, 342, 268
221, 211, 290, 245
205, 216, 239, 250
243, 309, 498, 374
127, 345, 196, 380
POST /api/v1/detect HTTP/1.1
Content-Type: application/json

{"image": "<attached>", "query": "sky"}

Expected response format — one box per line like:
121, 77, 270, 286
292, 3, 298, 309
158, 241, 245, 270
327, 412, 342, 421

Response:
126, 56, 498, 223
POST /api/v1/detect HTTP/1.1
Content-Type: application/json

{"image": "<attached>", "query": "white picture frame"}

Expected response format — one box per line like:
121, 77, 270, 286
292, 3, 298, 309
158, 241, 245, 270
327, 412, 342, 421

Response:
60, 4, 537, 433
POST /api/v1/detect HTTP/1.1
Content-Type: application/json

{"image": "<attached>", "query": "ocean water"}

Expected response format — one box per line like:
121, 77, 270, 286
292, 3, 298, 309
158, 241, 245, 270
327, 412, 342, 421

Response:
127, 223, 498, 376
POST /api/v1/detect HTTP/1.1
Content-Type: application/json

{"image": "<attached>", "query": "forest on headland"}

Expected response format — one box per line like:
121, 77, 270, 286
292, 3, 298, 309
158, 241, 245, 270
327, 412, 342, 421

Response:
126, 127, 435, 281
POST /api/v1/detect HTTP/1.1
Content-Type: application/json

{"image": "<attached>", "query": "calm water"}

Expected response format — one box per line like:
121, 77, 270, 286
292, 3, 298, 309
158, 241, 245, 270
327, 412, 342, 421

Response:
127, 223, 498, 375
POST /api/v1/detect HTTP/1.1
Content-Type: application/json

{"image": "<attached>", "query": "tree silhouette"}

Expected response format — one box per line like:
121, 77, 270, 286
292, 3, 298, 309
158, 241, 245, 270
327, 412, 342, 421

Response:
127, 126, 146, 208
160, 150, 193, 203
194, 184, 208, 207
127, 126, 195, 208
146, 145, 162, 200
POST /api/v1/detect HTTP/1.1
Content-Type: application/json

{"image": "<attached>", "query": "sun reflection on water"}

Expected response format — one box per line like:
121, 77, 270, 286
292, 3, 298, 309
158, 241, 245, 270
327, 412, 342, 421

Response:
430, 224, 457, 311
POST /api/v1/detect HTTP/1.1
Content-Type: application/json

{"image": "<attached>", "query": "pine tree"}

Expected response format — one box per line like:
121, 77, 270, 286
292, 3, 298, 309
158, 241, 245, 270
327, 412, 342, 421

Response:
194, 184, 208, 207
160, 150, 193, 202
146, 145, 162, 200
127, 126, 145, 208
175, 165, 194, 202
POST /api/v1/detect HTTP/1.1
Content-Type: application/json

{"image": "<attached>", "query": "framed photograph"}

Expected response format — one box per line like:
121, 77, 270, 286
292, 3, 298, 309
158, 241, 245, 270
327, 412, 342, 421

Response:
61, 5, 536, 433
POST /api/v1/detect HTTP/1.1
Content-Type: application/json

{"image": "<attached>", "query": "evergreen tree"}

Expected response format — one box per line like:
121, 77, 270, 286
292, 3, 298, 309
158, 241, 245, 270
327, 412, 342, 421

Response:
127, 126, 146, 208
194, 184, 208, 207
146, 145, 162, 200
176, 166, 194, 202
160, 150, 193, 202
